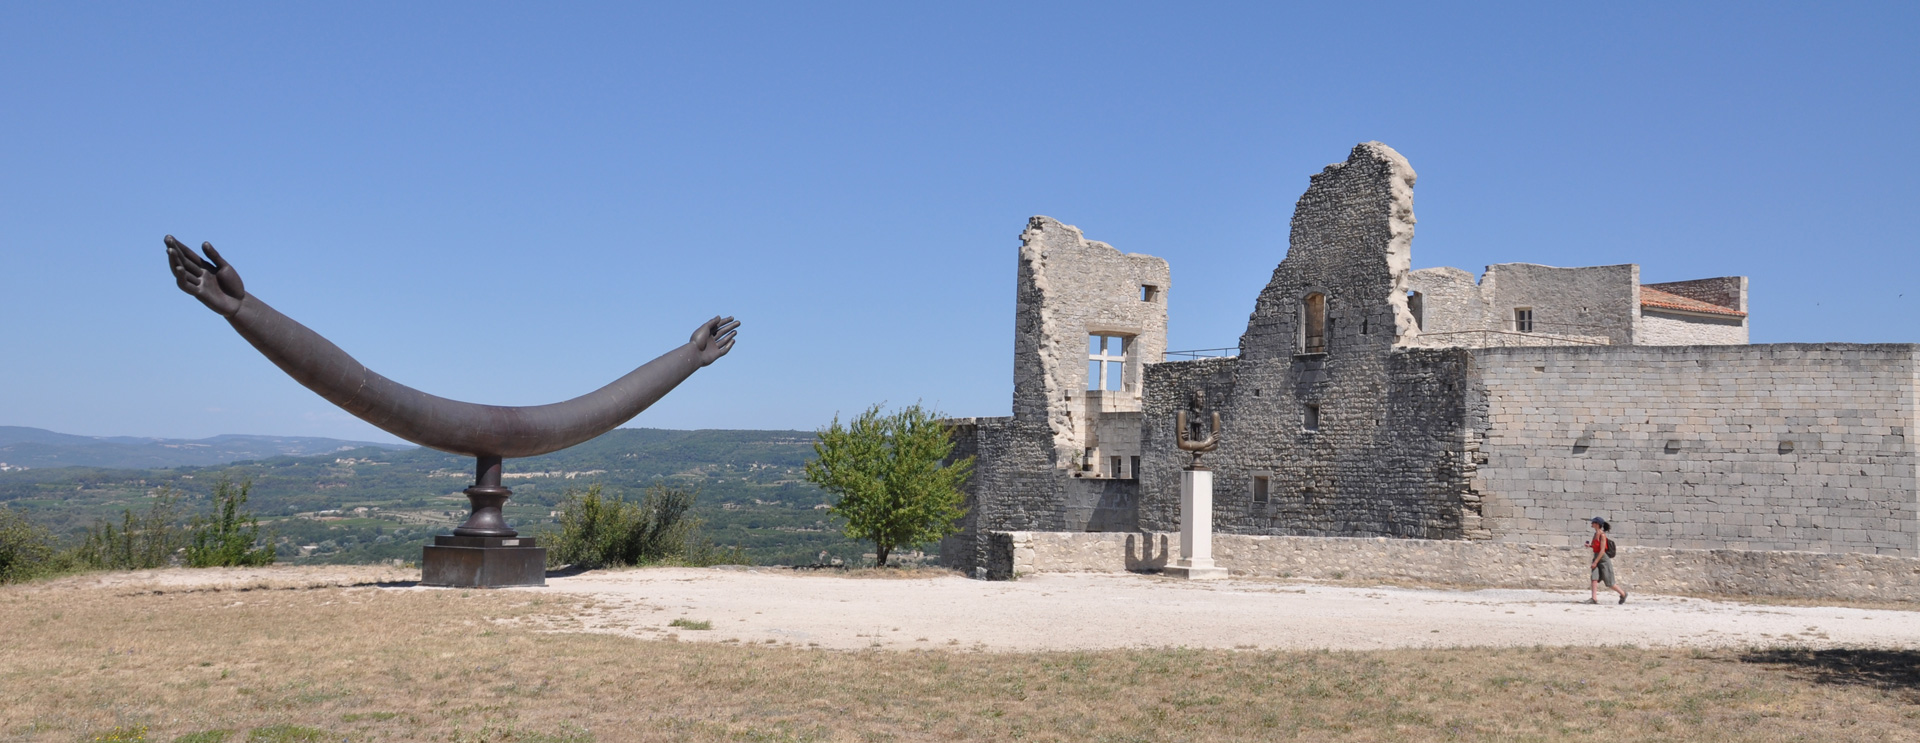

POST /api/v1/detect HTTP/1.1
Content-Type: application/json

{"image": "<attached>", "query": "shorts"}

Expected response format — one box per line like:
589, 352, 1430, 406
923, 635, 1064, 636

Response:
1590, 555, 1616, 587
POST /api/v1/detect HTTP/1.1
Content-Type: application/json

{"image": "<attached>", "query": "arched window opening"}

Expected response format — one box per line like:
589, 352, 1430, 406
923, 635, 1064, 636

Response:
1300, 293, 1327, 353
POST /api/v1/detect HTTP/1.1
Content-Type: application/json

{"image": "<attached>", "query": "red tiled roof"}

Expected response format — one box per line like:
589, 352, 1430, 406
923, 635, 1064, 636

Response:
1640, 286, 1746, 318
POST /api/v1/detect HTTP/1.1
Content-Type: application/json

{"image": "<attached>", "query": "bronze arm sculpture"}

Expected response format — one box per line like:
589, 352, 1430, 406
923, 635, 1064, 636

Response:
1176, 409, 1221, 469
165, 235, 738, 538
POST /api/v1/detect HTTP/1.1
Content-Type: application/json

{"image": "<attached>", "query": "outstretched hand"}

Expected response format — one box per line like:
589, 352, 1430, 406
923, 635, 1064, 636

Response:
691, 316, 740, 367
166, 236, 246, 317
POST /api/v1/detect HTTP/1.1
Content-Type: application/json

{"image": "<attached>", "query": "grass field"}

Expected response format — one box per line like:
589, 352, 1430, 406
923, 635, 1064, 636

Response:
3, 575, 1917, 742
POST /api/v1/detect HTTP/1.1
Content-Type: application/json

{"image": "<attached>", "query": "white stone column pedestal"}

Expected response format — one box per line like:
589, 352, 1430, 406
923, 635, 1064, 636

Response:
1165, 467, 1228, 580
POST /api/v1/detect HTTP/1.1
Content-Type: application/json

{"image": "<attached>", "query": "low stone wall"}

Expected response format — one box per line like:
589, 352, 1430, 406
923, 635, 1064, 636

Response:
987, 531, 1920, 603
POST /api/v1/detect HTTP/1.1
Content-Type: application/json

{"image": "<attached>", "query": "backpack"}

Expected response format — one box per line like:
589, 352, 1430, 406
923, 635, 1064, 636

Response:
1604, 535, 1617, 558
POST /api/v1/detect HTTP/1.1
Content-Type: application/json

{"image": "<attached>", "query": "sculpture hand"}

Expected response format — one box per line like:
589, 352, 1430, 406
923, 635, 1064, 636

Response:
166, 235, 246, 317
690, 316, 740, 367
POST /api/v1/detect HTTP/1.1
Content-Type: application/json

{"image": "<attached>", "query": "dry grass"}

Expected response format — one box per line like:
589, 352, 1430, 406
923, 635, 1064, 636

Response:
3, 579, 1917, 742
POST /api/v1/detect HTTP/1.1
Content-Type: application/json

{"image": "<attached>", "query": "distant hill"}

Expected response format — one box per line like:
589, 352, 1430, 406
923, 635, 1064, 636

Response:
0, 426, 412, 470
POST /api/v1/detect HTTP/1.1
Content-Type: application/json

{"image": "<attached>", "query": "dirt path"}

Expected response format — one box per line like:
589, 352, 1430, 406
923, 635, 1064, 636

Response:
540, 567, 1920, 652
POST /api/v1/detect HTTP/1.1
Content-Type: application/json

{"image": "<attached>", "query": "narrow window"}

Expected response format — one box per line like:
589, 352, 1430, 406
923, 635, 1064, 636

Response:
1082, 447, 1094, 471
1110, 456, 1122, 478
1301, 293, 1327, 353
1513, 307, 1534, 333
1129, 456, 1140, 481
1140, 285, 1159, 302
1303, 404, 1320, 432
1408, 291, 1424, 330
1252, 475, 1270, 504
1087, 334, 1129, 391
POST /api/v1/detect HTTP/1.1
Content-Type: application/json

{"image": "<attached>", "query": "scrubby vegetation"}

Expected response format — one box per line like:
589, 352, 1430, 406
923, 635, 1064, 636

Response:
544, 483, 743, 569
0, 478, 275, 583
185, 478, 276, 567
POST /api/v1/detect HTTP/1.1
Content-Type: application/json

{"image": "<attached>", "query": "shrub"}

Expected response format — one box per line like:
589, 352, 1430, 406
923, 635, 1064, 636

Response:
186, 477, 275, 567
546, 484, 740, 569
0, 505, 66, 583
76, 487, 185, 570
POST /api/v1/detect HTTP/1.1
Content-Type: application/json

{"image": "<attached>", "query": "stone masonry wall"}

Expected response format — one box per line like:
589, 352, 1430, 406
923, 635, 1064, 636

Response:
1471, 344, 1920, 555
1136, 143, 1478, 540
1403, 264, 1626, 348
985, 531, 1920, 603
1637, 311, 1747, 346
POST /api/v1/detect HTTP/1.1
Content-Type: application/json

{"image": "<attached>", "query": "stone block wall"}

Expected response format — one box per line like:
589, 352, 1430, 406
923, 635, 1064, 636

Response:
987, 530, 1920, 603
1637, 311, 1747, 346
1470, 343, 1920, 555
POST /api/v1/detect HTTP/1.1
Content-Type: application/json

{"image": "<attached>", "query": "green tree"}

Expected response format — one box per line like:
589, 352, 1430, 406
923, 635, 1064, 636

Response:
186, 477, 276, 567
804, 403, 972, 567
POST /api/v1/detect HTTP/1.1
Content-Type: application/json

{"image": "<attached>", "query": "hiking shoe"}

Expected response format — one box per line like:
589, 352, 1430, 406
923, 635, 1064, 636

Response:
1619, 591, 1627, 605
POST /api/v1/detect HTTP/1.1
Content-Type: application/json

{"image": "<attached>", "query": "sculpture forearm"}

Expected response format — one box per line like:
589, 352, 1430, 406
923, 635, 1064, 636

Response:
225, 295, 704, 458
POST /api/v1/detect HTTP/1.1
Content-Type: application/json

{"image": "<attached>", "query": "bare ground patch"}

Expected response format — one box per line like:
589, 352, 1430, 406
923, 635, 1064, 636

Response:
4, 567, 1920, 741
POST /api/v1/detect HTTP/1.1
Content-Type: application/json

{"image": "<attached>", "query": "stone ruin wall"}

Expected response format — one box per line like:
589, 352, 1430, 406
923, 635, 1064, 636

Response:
942, 217, 1170, 572
947, 140, 1914, 581
1137, 143, 1482, 541
1472, 343, 1920, 555
1402, 263, 1631, 348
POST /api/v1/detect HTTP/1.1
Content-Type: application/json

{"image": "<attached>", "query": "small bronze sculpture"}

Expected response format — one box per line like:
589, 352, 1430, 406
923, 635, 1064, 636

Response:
166, 236, 737, 584
1176, 409, 1220, 470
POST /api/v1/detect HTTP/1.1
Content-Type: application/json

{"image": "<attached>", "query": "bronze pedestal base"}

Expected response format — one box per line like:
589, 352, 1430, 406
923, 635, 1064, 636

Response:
422, 535, 547, 588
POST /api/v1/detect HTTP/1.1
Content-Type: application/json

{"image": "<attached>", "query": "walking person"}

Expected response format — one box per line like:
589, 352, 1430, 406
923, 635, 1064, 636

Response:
1587, 517, 1627, 604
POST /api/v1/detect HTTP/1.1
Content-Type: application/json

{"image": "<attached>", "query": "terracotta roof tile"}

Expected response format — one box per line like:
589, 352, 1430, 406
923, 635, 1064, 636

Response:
1640, 286, 1747, 318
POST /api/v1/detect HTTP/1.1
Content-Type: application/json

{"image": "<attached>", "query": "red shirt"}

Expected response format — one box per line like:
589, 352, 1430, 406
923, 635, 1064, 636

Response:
1590, 532, 1608, 555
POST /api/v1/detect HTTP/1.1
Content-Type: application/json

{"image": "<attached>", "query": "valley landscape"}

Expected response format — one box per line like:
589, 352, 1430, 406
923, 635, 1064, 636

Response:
0, 427, 872, 568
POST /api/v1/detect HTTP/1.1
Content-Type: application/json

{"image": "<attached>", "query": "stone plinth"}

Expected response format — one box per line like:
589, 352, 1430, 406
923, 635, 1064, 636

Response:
1164, 468, 1228, 580
422, 535, 546, 588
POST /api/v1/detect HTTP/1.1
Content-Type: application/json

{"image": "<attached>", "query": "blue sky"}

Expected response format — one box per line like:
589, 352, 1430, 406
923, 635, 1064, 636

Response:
2, 3, 1914, 443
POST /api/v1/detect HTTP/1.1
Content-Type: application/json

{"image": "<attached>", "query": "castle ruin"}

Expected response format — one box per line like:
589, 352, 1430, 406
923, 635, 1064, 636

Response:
943, 142, 1917, 578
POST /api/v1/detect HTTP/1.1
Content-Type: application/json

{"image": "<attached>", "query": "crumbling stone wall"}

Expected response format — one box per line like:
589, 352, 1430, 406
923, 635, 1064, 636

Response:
1471, 343, 1920, 555
1138, 143, 1481, 540
1403, 264, 1628, 348
943, 217, 1170, 571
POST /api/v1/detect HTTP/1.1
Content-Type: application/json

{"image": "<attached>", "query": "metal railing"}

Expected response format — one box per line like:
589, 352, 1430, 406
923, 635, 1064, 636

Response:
1163, 347, 1240, 360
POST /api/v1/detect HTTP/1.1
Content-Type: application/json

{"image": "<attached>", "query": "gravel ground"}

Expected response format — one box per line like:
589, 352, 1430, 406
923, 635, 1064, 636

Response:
539, 567, 1920, 652
39, 565, 1919, 652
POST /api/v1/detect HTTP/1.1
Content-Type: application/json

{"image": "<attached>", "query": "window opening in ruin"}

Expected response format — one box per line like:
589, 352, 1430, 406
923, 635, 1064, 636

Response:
1303, 404, 1320, 432
1110, 456, 1122, 478
1301, 293, 1327, 354
1408, 291, 1424, 330
1252, 475, 1270, 504
1130, 456, 1140, 481
1664, 440, 1681, 454
1778, 440, 1795, 454
1513, 307, 1534, 333
1087, 334, 1129, 391
1141, 285, 1160, 302
1572, 437, 1591, 455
